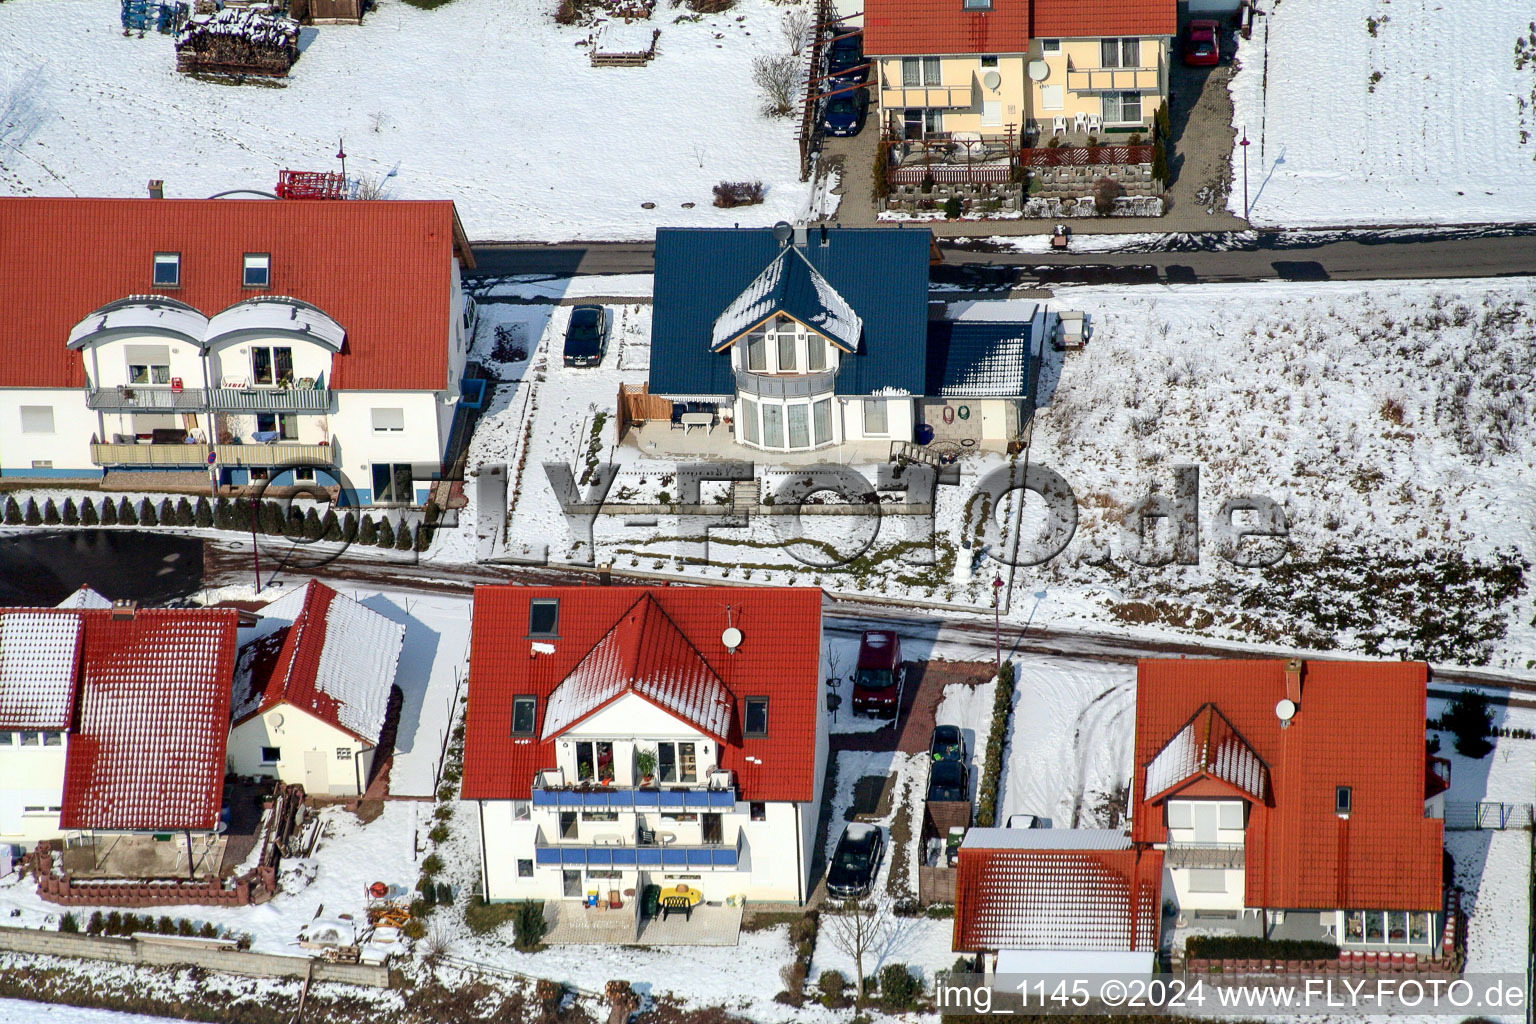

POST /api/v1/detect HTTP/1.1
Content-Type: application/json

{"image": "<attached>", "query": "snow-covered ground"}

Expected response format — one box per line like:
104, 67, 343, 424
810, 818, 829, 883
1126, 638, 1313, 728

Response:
1227, 0, 1536, 227
0, 1000, 182, 1023
0, 0, 820, 239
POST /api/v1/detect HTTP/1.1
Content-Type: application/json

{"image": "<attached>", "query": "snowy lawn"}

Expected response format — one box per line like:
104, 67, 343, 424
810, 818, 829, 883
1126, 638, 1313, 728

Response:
1227, 0, 1536, 227
0, 0, 816, 239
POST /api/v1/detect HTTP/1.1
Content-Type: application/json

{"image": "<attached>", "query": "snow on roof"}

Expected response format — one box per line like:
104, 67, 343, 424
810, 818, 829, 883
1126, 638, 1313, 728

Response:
709, 246, 863, 353
924, 317, 1043, 398
60, 609, 238, 832
1143, 703, 1268, 802
0, 611, 83, 729
955, 845, 1163, 953
844, 822, 879, 839
205, 296, 345, 352
541, 593, 735, 741
962, 828, 1130, 851
233, 581, 403, 744
66, 296, 209, 350
56, 586, 113, 610
593, 20, 659, 55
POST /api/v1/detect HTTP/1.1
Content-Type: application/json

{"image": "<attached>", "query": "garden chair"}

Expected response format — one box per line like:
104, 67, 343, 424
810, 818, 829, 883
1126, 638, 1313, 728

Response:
1052, 116, 1067, 135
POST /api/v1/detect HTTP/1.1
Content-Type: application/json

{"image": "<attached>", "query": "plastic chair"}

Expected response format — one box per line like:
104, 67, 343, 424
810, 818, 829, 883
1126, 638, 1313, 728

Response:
1052, 115, 1067, 134
1073, 111, 1090, 132
1086, 113, 1103, 133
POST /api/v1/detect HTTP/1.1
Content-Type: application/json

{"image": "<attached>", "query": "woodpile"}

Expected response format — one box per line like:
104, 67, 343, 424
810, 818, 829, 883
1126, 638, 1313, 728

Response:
175, 5, 300, 78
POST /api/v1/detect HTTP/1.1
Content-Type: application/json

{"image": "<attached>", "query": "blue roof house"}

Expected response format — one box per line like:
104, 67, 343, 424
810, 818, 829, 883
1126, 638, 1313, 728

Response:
648, 222, 1052, 453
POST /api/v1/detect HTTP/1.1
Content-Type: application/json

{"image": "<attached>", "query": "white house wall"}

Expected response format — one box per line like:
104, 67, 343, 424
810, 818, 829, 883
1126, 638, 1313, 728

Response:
228, 704, 372, 796
838, 395, 915, 443
205, 334, 334, 390
0, 737, 68, 847
0, 389, 96, 477
332, 390, 448, 505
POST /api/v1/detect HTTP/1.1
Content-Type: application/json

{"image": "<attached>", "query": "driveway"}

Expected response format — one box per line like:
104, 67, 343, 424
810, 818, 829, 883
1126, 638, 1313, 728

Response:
1163, 34, 1247, 229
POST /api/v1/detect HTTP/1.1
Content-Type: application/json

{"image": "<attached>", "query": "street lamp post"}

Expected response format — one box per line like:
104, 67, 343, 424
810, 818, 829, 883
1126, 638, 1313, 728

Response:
1239, 129, 1251, 221
992, 575, 1005, 672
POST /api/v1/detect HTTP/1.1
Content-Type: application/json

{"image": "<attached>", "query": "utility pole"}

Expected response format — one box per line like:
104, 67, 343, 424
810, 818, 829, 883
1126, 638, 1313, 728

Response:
992, 575, 1004, 671
1240, 129, 1251, 220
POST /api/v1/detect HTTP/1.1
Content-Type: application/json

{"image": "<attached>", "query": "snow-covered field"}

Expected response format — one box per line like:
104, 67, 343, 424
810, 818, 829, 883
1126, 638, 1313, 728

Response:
0, 0, 817, 239
0, 1000, 181, 1024
1227, 0, 1536, 227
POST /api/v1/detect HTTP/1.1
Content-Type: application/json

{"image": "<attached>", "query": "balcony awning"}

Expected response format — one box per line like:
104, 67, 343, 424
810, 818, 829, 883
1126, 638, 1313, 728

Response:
205, 297, 345, 351
532, 786, 735, 809
67, 297, 208, 351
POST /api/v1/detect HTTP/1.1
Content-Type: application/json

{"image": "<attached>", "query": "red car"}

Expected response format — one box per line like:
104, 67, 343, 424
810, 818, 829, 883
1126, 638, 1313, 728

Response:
1184, 19, 1220, 66
851, 630, 905, 718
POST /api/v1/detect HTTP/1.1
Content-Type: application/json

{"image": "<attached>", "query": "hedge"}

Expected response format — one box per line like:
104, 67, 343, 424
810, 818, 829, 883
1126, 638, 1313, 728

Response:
1185, 936, 1339, 961
974, 660, 1017, 827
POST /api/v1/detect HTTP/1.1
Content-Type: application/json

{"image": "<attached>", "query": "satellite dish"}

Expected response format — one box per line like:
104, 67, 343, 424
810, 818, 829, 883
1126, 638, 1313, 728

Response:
771, 221, 793, 245
982, 70, 1001, 91
270, 712, 284, 729
1027, 60, 1049, 81
1275, 699, 1297, 723
722, 627, 743, 651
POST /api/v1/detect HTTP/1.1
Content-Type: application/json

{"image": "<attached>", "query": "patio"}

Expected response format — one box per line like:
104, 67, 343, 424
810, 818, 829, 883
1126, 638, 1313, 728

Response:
540, 898, 743, 946
624, 420, 892, 465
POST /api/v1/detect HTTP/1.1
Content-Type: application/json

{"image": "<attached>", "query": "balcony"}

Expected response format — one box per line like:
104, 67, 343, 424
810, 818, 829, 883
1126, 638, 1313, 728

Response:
534, 831, 743, 871
85, 385, 331, 413
880, 85, 972, 110
90, 442, 335, 468
208, 387, 330, 413
733, 369, 837, 399
531, 784, 738, 811
87, 387, 209, 413
1064, 64, 1160, 93
1166, 842, 1246, 869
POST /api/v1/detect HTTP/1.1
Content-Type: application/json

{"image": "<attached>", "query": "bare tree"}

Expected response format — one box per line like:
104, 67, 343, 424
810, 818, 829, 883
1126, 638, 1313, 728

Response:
822, 900, 891, 1003
752, 53, 801, 118
780, 6, 812, 55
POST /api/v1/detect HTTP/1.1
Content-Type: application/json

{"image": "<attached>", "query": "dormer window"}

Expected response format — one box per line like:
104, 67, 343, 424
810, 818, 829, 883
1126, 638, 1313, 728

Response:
243, 253, 271, 288
153, 252, 180, 288
529, 598, 559, 637
1336, 785, 1352, 817
963, 0, 992, 10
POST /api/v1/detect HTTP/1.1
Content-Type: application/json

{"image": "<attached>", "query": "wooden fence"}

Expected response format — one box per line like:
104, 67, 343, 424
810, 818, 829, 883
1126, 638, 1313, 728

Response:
1019, 144, 1154, 167
616, 383, 672, 434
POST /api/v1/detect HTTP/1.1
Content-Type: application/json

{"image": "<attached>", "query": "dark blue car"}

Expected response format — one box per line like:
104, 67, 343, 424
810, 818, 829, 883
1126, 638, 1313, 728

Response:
562, 305, 607, 367
826, 31, 867, 89
822, 90, 868, 137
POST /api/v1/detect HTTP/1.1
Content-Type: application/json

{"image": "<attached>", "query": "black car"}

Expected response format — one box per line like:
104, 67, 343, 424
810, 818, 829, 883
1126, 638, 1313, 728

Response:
822, 89, 868, 137
927, 759, 970, 803
928, 724, 967, 763
826, 31, 867, 88
562, 305, 607, 367
826, 823, 884, 899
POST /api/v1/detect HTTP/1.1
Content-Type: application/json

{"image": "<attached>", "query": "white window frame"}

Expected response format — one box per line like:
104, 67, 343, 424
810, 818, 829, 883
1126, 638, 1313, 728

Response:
1041, 38, 1060, 54
862, 399, 888, 436
260, 746, 280, 764
741, 397, 759, 445
655, 740, 698, 784
1040, 84, 1065, 111
902, 57, 943, 87
243, 253, 271, 288
371, 407, 406, 433
250, 345, 294, 387
1188, 868, 1227, 893
153, 252, 180, 287
19, 406, 55, 435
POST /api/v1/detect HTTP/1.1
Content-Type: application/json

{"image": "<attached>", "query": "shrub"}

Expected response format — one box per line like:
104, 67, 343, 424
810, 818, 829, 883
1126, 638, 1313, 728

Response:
975, 659, 1016, 826
553, 0, 577, 24
1151, 139, 1169, 184
86, 912, 104, 935
778, 960, 807, 1006
158, 498, 175, 523
752, 54, 800, 117
259, 500, 283, 535
100, 498, 118, 526
1154, 100, 1170, 139
421, 853, 444, 876
377, 517, 396, 548
435, 881, 452, 905
59, 913, 79, 933
819, 969, 848, 1008
322, 510, 342, 542
1444, 692, 1494, 758
157, 916, 175, 935
433, 803, 454, 822
418, 876, 438, 903
199, 922, 217, 938
942, 196, 962, 219
789, 911, 818, 945
105, 912, 122, 936
213, 497, 232, 529
176, 497, 194, 526
1185, 936, 1339, 961
414, 521, 431, 552
81, 498, 99, 526
951, 955, 975, 974
402, 918, 427, 940
342, 511, 358, 543
395, 520, 415, 551
360, 515, 379, 546
284, 507, 305, 539
177, 919, 195, 936
713, 180, 766, 208
24, 499, 42, 526
1093, 176, 1124, 215
513, 900, 546, 950
924, 903, 955, 918
116, 497, 135, 524
879, 964, 920, 1011
3, 497, 20, 525
428, 824, 450, 844
139, 498, 157, 526
43, 499, 60, 525
303, 507, 323, 540
194, 497, 213, 528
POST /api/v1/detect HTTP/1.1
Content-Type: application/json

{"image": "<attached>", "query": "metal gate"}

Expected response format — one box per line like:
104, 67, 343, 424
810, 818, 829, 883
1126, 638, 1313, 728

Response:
1442, 800, 1535, 830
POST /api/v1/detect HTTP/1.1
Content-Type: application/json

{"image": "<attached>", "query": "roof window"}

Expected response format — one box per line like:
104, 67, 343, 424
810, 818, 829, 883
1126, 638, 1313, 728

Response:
243, 253, 271, 288
529, 598, 559, 637
963, 0, 992, 9
1335, 785, 1352, 817
153, 252, 180, 288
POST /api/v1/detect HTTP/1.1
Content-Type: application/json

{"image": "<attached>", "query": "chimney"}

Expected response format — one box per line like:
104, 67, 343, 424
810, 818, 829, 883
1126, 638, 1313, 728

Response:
1284, 658, 1303, 705
598, 562, 612, 586
110, 599, 138, 621
147, 180, 164, 199
793, 220, 808, 248
819, 223, 829, 246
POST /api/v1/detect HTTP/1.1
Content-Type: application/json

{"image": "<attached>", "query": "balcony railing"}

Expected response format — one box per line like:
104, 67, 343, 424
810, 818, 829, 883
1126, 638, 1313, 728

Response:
1166, 842, 1245, 869
86, 386, 330, 413
208, 387, 330, 413
1064, 64, 1160, 92
90, 442, 335, 468
734, 369, 837, 399
531, 783, 737, 810
534, 832, 742, 870
879, 85, 972, 109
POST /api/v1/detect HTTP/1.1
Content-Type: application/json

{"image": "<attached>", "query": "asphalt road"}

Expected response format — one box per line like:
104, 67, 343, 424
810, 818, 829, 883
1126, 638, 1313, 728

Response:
468, 229, 1536, 288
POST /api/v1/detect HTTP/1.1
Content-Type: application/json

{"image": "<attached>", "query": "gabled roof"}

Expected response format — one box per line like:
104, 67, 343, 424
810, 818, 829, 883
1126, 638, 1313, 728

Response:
923, 320, 1039, 398
954, 833, 1162, 953
1032, 0, 1176, 39
463, 586, 823, 803
710, 246, 863, 353
1143, 703, 1268, 803
541, 593, 736, 741
0, 611, 84, 730
56, 586, 113, 610
233, 580, 403, 744
61, 609, 239, 832
650, 227, 932, 397
864, 0, 1030, 57
1133, 659, 1443, 911
0, 197, 473, 391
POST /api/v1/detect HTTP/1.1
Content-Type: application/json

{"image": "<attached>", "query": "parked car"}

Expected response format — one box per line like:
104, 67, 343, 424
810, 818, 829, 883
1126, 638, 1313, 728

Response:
821, 89, 868, 137
1183, 19, 1220, 66
827, 822, 885, 898
826, 31, 867, 89
927, 759, 970, 803
851, 630, 904, 718
928, 724, 967, 763
1006, 813, 1045, 829
562, 305, 608, 367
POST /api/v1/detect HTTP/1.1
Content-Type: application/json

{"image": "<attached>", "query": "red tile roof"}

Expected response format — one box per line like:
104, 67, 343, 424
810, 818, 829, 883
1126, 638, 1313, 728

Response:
863, 0, 1029, 57
463, 586, 823, 803
1032, 0, 1175, 39
954, 837, 1163, 952
0, 197, 473, 391
233, 581, 404, 744
60, 609, 239, 832
1133, 659, 1443, 912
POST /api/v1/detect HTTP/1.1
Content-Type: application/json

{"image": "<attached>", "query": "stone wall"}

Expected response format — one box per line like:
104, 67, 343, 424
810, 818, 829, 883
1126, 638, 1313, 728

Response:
1021, 195, 1165, 218
0, 927, 390, 987
884, 182, 1024, 216
1030, 161, 1162, 197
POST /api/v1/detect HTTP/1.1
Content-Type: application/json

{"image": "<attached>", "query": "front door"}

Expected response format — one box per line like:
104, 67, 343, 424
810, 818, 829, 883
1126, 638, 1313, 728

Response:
562, 870, 582, 898
302, 750, 328, 794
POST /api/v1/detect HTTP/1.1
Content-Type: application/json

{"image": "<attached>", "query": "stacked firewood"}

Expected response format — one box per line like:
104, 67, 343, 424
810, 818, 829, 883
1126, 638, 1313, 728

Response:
175, 4, 300, 77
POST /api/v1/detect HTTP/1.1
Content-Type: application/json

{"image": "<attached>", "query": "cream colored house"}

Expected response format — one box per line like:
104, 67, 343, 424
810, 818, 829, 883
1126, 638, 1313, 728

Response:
230, 581, 405, 796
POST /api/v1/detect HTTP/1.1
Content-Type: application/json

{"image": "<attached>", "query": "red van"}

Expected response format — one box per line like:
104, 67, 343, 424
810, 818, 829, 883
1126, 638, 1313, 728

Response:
852, 630, 905, 718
